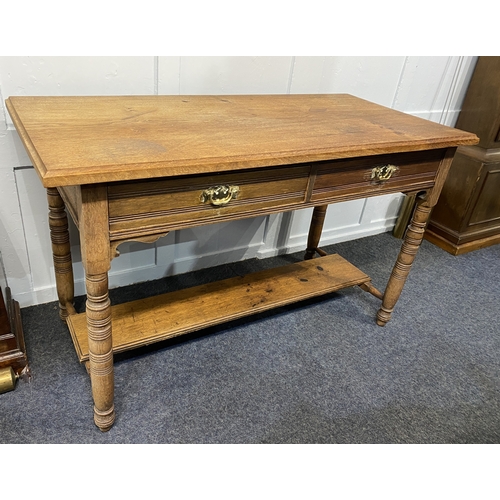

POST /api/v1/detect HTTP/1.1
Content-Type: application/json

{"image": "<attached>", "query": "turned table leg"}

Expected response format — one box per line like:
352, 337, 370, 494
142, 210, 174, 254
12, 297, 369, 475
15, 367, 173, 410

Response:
376, 197, 432, 326
47, 188, 75, 320
376, 148, 456, 326
85, 271, 114, 431
80, 184, 115, 431
305, 205, 328, 260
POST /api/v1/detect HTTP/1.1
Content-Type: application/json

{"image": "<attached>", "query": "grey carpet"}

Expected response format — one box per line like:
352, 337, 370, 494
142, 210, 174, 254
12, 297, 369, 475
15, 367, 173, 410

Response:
1, 232, 499, 443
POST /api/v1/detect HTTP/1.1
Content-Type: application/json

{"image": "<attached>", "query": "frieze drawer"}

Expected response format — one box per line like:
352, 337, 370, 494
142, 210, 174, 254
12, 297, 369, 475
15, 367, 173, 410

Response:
108, 164, 311, 239
311, 149, 446, 203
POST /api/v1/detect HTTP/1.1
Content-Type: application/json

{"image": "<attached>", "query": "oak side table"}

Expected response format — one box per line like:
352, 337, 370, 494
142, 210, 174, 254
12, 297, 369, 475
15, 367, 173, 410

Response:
6, 94, 478, 431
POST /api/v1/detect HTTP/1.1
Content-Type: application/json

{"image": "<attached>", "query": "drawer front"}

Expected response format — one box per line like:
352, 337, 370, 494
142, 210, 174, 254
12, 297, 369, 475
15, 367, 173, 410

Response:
108, 165, 311, 238
311, 149, 445, 203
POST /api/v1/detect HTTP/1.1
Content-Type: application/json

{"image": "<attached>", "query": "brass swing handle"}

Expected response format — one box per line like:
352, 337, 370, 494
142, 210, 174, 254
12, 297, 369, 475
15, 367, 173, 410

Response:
371, 164, 398, 182
201, 185, 240, 206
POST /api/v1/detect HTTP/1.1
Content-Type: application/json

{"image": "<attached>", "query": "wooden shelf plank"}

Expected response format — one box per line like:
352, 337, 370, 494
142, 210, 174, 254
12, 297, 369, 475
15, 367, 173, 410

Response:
67, 254, 370, 362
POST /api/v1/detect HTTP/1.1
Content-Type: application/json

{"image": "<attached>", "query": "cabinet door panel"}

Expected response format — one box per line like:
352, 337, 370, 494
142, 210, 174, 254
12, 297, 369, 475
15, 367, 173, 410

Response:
469, 166, 500, 226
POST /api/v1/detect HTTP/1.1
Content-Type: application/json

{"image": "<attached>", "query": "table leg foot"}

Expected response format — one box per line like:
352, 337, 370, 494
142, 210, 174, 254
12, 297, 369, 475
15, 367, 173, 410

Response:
376, 306, 393, 326
94, 404, 115, 432
304, 249, 316, 260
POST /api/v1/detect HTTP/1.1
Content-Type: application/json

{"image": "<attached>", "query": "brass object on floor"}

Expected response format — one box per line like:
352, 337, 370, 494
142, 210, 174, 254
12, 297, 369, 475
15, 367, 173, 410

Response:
0, 366, 16, 394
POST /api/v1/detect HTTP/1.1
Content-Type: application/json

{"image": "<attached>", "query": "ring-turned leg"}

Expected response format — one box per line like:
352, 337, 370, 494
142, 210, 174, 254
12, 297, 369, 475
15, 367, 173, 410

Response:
85, 271, 114, 431
376, 197, 432, 326
305, 205, 328, 260
377, 148, 457, 326
47, 188, 74, 320
80, 184, 115, 431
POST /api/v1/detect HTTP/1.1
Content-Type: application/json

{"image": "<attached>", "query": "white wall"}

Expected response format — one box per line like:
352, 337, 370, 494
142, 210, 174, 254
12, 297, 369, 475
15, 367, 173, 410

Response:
0, 56, 477, 308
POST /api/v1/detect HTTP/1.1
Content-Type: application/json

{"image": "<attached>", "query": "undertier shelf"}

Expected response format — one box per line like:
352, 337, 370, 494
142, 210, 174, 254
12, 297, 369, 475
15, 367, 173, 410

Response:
66, 253, 370, 362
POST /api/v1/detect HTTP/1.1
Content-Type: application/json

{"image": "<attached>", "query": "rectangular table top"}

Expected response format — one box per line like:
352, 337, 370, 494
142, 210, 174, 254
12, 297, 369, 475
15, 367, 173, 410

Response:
6, 94, 478, 188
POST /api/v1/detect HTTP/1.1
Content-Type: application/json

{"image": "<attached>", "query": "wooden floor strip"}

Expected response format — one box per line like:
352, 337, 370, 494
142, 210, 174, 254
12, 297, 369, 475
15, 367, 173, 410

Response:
67, 254, 370, 362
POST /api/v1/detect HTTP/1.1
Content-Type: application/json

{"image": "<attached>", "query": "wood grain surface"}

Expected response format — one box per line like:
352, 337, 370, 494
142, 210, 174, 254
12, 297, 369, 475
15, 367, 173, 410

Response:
67, 253, 370, 362
6, 94, 478, 187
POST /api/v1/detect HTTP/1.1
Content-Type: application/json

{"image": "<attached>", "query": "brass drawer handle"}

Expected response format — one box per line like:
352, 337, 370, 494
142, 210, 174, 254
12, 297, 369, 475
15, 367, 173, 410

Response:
371, 164, 398, 181
201, 185, 240, 206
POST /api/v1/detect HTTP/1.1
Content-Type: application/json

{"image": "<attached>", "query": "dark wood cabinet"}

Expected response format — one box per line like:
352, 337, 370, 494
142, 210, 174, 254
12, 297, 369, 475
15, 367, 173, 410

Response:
425, 57, 500, 254
0, 252, 30, 382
